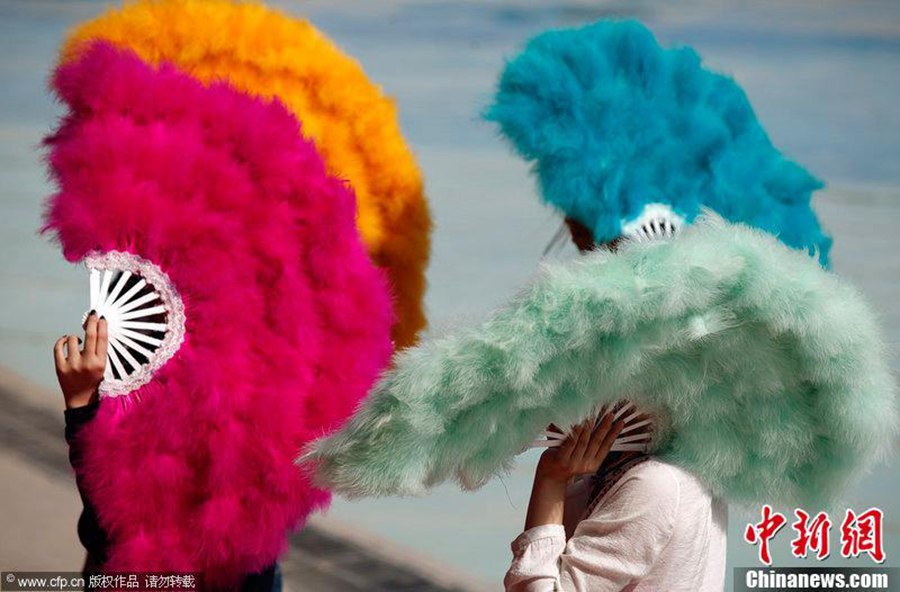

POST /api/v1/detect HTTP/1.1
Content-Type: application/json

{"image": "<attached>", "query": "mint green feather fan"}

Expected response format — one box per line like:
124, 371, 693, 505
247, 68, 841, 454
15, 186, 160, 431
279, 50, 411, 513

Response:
304, 216, 895, 508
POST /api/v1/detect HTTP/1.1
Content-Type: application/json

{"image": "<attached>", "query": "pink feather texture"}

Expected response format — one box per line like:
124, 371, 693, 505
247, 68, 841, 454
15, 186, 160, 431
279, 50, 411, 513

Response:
42, 43, 394, 586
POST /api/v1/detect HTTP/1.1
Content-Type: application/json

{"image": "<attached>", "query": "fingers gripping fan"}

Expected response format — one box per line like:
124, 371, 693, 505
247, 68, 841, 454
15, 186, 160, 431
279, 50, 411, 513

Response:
41, 44, 393, 585
85, 253, 185, 394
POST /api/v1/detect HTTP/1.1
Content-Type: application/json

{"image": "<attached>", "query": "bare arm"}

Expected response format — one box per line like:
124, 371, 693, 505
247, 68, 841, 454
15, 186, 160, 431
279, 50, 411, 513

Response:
506, 414, 641, 592
524, 413, 624, 531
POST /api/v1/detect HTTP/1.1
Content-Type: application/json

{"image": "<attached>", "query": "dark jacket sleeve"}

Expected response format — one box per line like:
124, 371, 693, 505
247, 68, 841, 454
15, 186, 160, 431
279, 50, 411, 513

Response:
64, 401, 279, 589
64, 400, 109, 567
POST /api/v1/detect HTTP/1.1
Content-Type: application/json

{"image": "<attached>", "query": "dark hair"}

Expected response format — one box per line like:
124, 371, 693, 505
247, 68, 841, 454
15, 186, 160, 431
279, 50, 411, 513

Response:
565, 217, 623, 253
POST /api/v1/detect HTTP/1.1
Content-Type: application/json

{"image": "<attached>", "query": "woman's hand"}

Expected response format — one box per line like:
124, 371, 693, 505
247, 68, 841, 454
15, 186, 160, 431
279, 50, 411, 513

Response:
54, 312, 108, 409
536, 413, 625, 484
524, 413, 624, 530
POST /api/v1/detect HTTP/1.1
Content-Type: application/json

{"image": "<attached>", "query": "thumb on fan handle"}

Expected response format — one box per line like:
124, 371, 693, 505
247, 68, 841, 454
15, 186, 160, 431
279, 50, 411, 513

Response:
53, 311, 109, 409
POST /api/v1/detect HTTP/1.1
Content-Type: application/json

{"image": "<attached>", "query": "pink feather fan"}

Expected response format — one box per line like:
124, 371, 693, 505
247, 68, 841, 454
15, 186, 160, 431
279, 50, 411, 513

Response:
42, 43, 393, 585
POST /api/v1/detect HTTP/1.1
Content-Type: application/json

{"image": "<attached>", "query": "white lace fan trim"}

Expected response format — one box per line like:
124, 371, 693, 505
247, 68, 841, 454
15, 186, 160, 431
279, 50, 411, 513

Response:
83, 251, 186, 398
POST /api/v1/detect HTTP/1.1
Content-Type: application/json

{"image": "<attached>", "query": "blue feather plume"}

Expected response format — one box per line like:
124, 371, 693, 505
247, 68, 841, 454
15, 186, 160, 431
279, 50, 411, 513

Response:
486, 20, 832, 266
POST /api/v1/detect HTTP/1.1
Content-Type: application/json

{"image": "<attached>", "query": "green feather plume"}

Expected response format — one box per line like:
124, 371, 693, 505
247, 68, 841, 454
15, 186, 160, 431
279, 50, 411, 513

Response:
304, 215, 895, 508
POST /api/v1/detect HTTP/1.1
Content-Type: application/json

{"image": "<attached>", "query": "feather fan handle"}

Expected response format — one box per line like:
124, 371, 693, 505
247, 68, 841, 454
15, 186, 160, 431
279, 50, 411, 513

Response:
530, 400, 656, 454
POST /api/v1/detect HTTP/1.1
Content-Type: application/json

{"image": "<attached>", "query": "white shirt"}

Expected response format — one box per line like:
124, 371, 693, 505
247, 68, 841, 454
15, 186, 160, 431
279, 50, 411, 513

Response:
504, 458, 727, 592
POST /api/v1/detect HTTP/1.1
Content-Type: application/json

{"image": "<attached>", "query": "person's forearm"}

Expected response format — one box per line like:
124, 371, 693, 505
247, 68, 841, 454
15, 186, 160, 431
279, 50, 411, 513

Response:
64, 400, 109, 565
524, 474, 567, 530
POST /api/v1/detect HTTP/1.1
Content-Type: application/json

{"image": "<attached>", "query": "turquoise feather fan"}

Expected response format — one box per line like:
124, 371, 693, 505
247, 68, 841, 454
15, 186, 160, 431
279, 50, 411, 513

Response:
304, 216, 895, 508
485, 20, 832, 266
